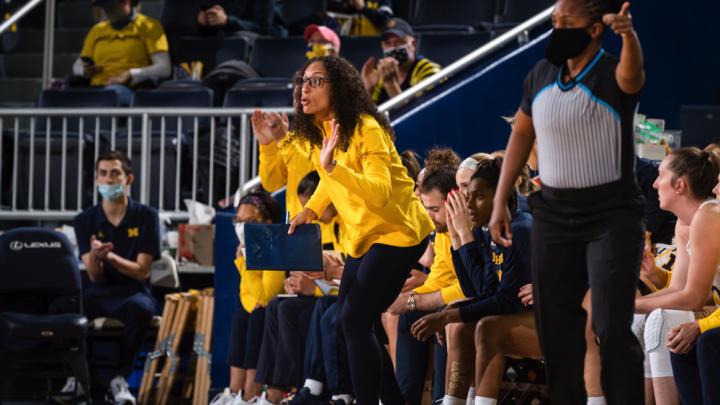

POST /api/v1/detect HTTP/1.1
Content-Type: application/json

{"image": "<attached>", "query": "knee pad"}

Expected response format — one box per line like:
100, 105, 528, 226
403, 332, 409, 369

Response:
644, 309, 694, 378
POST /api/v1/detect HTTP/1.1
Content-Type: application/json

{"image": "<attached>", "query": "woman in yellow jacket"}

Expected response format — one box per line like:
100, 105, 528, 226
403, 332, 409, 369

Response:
225, 191, 286, 401
288, 55, 434, 404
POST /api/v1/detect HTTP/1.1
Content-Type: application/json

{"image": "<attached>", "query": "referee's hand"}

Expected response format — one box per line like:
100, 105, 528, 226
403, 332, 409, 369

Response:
603, 2, 634, 37
489, 204, 513, 247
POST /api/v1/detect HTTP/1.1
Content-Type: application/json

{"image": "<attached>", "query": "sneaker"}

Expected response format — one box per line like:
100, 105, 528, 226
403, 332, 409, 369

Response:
60, 377, 85, 396
231, 391, 260, 405
211, 388, 237, 405
288, 387, 327, 405
106, 375, 136, 405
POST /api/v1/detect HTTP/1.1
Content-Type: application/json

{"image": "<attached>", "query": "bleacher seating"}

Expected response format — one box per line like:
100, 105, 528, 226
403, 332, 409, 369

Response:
339, 36, 382, 72
499, 0, 554, 25
223, 78, 293, 108
418, 32, 491, 67
250, 36, 308, 78
280, 0, 327, 35
413, 0, 496, 30
173, 36, 251, 75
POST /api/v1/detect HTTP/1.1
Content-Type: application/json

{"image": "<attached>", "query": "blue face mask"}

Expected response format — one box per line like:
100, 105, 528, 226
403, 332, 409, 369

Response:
98, 183, 126, 201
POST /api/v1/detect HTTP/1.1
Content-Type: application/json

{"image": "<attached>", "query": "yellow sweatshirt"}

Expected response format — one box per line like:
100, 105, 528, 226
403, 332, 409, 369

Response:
235, 256, 285, 313
304, 115, 434, 258
413, 232, 465, 304
258, 137, 314, 220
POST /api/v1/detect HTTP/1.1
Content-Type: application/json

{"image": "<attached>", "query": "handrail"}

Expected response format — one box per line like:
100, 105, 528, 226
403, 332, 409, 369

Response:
0, 107, 293, 116
0, 0, 44, 35
378, 5, 554, 112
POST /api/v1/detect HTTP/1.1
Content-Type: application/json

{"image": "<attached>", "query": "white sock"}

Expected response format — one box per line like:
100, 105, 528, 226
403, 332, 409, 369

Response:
303, 379, 323, 396
587, 396, 606, 405
332, 394, 353, 404
466, 387, 475, 404
474, 396, 497, 405
442, 395, 466, 405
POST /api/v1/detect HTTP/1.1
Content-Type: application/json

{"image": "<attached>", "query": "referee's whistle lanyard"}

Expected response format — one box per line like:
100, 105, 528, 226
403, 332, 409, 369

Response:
545, 26, 593, 67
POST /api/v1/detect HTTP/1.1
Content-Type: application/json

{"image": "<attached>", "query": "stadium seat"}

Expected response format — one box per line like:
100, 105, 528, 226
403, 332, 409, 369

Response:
499, 0, 554, 24
0, 52, 77, 78
223, 78, 293, 108
413, 0, 496, 28
37, 88, 119, 133
280, 0, 327, 35
338, 36, 382, 72
418, 32, 491, 67
0, 227, 90, 403
173, 36, 251, 74
250, 36, 308, 78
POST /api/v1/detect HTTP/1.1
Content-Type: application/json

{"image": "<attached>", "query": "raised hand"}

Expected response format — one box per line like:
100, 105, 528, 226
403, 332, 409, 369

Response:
251, 109, 274, 145
265, 112, 289, 142
603, 2, 634, 37
320, 119, 340, 172
361, 56, 380, 90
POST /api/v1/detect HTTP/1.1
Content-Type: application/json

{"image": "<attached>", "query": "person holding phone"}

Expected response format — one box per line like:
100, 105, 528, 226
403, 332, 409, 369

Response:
360, 18, 440, 104
287, 56, 434, 404
488, 1, 647, 403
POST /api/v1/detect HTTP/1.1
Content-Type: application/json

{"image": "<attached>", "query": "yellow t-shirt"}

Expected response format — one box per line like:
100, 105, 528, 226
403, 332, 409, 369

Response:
80, 13, 168, 86
234, 256, 285, 313
413, 232, 465, 304
258, 137, 315, 220
304, 115, 434, 258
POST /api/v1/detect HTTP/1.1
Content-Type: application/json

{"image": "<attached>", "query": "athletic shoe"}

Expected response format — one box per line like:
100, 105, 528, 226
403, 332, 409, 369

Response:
211, 388, 236, 405
288, 387, 328, 404
231, 391, 260, 405
106, 375, 136, 405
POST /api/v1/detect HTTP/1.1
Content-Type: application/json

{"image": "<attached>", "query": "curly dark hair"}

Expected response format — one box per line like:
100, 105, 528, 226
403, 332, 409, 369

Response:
424, 147, 461, 172
289, 56, 393, 152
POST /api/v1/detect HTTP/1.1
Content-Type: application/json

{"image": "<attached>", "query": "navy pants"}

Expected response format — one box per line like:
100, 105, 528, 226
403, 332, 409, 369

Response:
83, 284, 157, 376
670, 328, 720, 405
227, 307, 265, 369
304, 296, 339, 388
336, 239, 429, 405
396, 311, 446, 404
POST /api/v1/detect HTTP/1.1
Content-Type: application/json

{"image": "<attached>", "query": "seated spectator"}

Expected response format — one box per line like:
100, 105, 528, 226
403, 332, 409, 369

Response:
304, 25, 341, 59
197, 0, 286, 37
73, 0, 171, 106
669, 168, 720, 405
409, 158, 532, 405
328, 0, 393, 36
361, 18, 441, 104
387, 167, 465, 404
212, 191, 285, 404
634, 147, 720, 405
71, 150, 160, 404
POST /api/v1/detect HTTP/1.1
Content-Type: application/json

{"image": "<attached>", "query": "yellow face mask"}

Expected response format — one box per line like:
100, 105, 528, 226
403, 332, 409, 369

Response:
306, 43, 335, 60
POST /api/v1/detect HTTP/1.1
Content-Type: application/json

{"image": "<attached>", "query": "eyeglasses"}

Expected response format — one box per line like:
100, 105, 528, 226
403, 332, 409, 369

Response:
296, 76, 330, 88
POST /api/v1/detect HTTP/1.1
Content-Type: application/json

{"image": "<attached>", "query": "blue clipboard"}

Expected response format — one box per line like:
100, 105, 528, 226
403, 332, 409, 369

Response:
244, 223, 323, 271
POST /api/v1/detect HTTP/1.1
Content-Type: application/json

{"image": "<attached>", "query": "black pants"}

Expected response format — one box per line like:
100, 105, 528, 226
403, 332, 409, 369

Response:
227, 307, 265, 369
528, 185, 645, 405
83, 285, 157, 376
255, 296, 316, 388
336, 239, 429, 405
396, 311, 445, 404
670, 328, 720, 405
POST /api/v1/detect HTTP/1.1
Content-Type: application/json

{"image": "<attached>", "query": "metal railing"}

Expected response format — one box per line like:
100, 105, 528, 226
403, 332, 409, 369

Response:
0, 0, 56, 88
0, 107, 293, 221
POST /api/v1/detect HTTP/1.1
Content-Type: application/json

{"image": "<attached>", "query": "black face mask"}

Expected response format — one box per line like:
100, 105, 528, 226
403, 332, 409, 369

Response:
545, 27, 593, 66
383, 45, 410, 65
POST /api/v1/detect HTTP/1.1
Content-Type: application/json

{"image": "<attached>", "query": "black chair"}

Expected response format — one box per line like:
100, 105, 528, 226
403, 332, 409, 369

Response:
280, 0, 327, 34
339, 35, 382, 72
223, 78, 293, 107
0, 227, 90, 403
129, 87, 214, 210
173, 36, 251, 74
499, 0, 553, 24
413, 0, 496, 28
417, 32, 491, 66
250, 36, 308, 78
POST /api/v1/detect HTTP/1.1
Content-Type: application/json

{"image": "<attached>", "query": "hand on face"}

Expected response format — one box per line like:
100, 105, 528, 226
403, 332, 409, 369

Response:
378, 57, 400, 83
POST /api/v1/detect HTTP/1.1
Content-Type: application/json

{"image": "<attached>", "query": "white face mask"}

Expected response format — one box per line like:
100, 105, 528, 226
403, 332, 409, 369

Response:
234, 223, 246, 257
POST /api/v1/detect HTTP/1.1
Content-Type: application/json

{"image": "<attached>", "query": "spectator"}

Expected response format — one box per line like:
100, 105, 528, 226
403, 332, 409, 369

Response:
634, 147, 720, 405
74, 0, 171, 106
71, 150, 160, 404
197, 0, 286, 37
304, 25, 341, 59
328, 0, 393, 36
361, 18, 441, 104
212, 191, 285, 405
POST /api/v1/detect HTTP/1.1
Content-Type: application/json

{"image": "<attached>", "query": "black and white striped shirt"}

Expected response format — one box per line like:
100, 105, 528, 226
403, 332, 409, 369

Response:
520, 49, 640, 190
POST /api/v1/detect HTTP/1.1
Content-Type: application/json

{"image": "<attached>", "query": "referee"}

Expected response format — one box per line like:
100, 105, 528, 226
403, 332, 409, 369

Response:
489, 1, 646, 403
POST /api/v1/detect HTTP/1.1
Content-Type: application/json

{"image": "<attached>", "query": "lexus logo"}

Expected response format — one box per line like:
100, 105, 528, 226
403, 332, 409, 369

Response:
9, 241, 62, 251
